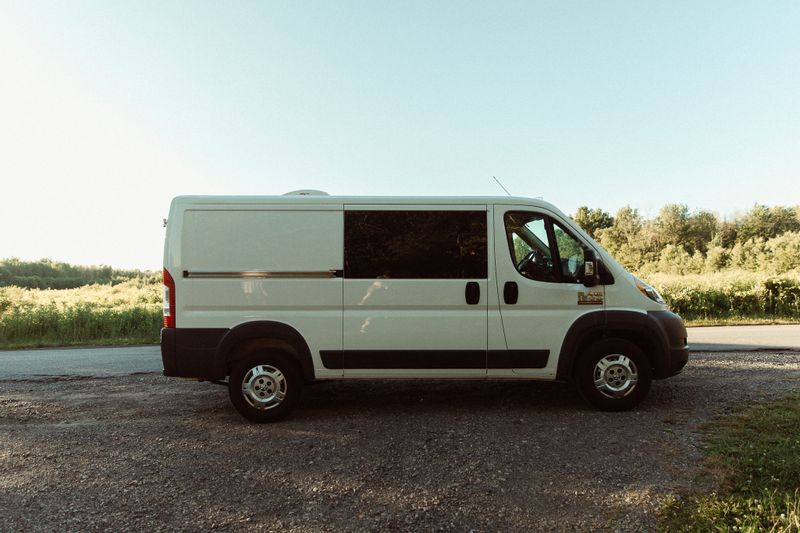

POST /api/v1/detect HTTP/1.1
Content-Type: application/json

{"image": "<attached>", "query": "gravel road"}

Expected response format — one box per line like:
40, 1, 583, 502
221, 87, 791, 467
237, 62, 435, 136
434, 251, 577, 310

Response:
2, 351, 799, 532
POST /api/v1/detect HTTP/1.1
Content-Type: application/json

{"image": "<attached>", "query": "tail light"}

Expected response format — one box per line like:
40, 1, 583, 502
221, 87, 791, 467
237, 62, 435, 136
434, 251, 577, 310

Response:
163, 268, 176, 328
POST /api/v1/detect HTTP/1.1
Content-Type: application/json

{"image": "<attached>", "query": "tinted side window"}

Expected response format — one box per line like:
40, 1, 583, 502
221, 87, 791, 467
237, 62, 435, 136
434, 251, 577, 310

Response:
345, 210, 488, 279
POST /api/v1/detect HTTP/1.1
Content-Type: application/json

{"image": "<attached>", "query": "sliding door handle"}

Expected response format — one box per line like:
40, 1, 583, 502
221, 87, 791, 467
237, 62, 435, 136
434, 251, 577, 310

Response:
465, 281, 480, 305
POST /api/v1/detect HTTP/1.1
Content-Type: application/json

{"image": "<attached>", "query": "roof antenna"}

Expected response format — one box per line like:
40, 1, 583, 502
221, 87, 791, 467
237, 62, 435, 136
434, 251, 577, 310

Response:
493, 175, 512, 196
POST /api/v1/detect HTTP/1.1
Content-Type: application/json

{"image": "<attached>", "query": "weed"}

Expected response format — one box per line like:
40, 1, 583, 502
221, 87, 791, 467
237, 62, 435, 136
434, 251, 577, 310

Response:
659, 394, 800, 532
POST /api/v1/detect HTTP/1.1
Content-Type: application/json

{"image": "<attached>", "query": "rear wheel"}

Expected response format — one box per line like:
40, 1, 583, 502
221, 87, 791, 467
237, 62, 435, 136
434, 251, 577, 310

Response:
229, 352, 302, 422
575, 339, 652, 411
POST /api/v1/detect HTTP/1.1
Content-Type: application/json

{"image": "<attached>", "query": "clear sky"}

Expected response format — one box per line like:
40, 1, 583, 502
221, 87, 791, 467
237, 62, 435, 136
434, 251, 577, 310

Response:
2, 1, 798, 270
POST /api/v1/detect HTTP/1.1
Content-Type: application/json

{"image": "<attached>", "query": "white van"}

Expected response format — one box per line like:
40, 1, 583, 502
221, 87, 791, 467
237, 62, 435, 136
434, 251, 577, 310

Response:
161, 193, 688, 422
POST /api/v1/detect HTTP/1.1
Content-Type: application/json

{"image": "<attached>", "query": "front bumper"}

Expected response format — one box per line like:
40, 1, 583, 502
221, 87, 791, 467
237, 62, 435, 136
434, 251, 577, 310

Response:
648, 311, 689, 378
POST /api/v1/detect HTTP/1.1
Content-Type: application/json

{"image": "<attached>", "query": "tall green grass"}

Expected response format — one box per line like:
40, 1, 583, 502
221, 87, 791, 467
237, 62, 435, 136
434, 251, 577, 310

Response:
0, 279, 162, 349
659, 393, 800, 531
648, 271, 800, 322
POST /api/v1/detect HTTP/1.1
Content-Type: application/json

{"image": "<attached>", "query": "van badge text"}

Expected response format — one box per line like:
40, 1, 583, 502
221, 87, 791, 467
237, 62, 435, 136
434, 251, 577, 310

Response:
578, 291, 604, 305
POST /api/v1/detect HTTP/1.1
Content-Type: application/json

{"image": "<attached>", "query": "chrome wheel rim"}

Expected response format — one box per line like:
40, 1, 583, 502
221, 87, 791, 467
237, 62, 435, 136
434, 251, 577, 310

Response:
593, 354, 638, 399
241, 364, 286, 410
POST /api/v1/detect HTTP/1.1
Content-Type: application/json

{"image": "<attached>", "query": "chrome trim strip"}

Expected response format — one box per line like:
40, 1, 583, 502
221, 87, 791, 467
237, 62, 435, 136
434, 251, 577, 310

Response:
184, 270, 339, 279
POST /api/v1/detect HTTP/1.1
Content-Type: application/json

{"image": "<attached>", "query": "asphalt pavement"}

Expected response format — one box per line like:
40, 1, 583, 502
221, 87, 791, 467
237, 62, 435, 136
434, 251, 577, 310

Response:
0, 345, 162, 379
688, 324, 800, 352
0, 325, 798, 379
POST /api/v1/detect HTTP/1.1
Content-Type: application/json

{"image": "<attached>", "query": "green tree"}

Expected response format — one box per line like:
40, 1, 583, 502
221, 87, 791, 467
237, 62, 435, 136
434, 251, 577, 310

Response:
572, 206, 613, 239
655, 244, 693, 274
653, 204, 692, 251
765, 231, 800, 273
597, 207, 647, 269
0, 258, 152, 289
705, 245, 731, 272
687, 210, 718, 254
738, 204, 800, 242
712, 220, 738, 248
730, 238, 769, 271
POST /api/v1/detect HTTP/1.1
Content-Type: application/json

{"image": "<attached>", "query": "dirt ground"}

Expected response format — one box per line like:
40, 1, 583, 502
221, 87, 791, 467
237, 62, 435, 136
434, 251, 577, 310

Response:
1, 350, 799, 532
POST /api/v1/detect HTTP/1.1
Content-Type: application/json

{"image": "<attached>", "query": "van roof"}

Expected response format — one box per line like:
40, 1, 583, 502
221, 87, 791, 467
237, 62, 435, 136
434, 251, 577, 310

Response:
171, 195, 564, 213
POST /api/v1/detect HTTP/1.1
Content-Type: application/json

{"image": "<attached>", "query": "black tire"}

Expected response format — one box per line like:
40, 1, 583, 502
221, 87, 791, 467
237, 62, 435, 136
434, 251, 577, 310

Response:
575, 339, 652, 411
228, 352, 303, 423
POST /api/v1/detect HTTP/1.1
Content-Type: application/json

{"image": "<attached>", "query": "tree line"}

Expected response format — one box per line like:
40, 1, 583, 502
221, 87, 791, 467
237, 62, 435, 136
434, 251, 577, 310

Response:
573, 204, 800, 275
0, 258, 156, 289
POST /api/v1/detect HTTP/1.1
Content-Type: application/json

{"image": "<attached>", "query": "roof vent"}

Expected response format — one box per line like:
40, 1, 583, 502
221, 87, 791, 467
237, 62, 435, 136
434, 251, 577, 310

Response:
283, 189, 330, 196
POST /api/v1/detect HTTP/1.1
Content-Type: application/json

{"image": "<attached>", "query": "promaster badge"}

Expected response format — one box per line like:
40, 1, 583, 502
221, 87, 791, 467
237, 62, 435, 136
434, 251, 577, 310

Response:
578, 291, 604, 305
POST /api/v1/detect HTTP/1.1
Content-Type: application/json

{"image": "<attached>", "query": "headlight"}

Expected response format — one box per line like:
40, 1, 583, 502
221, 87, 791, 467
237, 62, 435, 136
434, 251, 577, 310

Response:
634, 276, 665, 304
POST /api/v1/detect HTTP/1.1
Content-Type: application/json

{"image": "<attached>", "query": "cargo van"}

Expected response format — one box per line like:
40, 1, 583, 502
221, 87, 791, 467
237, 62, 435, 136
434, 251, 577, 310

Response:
160, 192, 688, 422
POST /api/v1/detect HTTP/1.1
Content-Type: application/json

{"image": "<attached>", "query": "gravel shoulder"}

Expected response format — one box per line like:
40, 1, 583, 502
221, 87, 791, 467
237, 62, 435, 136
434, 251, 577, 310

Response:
2, 351, 800, 532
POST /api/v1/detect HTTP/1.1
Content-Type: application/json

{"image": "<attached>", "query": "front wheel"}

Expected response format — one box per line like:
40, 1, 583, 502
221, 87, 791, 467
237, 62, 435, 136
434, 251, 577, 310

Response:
575, 339, 652, 411
229, 352, 303, 422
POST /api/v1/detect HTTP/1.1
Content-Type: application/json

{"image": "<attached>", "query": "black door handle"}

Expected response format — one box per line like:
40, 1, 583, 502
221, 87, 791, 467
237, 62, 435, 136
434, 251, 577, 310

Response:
504, 281, 518, 304
465, 281, 480, 305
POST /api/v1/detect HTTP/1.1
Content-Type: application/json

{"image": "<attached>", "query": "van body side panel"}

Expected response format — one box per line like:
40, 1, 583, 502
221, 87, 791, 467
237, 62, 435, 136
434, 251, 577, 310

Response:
181, 209, 342, 272
341, 204, 489, 377
178, 278, 343, 378
170, 205, 344, 379
342, 279, 488, 376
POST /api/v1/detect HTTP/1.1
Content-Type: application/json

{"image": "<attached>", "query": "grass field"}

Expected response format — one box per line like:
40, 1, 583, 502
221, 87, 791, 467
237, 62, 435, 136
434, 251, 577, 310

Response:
659, 393, 800, 531
648, 271, 800, 322
0, 278, 162, 349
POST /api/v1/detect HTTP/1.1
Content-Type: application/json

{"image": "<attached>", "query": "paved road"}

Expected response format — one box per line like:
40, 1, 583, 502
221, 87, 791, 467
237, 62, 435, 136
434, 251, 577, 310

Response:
0, 345, 161, 378
688, 324, 800, 351
1, 325, 798, 379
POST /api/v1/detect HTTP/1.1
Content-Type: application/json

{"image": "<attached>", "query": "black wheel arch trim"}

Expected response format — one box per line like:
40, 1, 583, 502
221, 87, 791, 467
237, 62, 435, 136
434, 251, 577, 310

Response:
556, 310, 687, 382
216, 321, 315, 381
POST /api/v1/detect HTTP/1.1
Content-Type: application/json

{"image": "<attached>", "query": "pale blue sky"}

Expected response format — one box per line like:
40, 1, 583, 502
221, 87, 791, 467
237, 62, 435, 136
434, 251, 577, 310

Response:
2, 1, 798, 269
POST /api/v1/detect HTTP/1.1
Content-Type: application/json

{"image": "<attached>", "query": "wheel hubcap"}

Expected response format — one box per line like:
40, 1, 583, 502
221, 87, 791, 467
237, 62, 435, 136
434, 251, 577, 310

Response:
593, 354, 638, 399
241, 365, 287, 410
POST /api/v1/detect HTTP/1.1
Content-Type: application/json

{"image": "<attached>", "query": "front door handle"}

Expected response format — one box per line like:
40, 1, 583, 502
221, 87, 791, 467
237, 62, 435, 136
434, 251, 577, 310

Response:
504, 281, 518, 304
465, 281, 480, 305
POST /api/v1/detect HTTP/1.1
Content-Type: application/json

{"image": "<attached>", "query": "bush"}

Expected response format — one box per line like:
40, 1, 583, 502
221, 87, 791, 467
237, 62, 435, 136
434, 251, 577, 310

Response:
647, 271, 800, 320
0, 280, 162, 349
767, 231, 800, 274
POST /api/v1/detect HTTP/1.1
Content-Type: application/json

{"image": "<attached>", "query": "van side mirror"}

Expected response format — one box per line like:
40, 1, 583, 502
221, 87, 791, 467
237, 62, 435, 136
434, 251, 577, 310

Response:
583, 249, 600, 287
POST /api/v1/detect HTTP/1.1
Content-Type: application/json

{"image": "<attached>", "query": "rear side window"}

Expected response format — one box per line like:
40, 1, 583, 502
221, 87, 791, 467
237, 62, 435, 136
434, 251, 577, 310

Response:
345, 210, 488, 279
